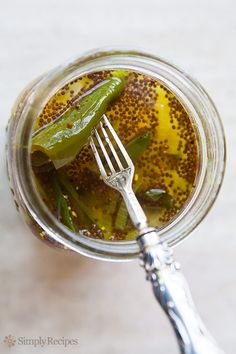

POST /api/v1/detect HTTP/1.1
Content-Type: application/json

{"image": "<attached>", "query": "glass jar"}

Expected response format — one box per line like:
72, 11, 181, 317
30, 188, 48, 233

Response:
6, 48, 226, 261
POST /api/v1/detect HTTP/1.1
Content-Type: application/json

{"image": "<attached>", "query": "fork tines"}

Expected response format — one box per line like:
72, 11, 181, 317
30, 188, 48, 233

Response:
90, 114, 134, 178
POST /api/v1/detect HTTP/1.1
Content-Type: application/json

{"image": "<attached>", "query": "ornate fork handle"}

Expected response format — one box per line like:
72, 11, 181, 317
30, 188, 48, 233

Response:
138, 230, 224, 354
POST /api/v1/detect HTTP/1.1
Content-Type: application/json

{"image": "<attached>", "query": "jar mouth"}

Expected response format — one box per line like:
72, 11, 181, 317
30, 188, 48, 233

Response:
12, 48, 226, 261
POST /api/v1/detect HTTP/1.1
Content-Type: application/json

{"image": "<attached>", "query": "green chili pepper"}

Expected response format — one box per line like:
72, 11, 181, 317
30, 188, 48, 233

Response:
114, 199, 128, 230
52, 175, 76, 231
57, 171, 98, 226
144, 188, 166, 201
126, 131, 152, 162
143, 188, 174, 209
32, 77, 125, 168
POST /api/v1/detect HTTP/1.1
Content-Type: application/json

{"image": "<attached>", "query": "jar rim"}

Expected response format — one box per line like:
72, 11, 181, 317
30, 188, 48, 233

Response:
9, 48, 226, 261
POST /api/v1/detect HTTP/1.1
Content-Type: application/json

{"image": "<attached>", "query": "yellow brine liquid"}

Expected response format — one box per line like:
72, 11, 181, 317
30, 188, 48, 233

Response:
32, 70, 199, 241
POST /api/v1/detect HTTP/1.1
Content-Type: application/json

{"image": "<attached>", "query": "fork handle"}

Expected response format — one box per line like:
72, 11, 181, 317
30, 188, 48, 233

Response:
138, 231, 224, 354
121, 189, 148, 230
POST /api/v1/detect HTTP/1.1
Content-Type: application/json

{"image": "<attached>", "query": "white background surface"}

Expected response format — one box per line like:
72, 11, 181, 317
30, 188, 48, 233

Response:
0, 0, 236, 353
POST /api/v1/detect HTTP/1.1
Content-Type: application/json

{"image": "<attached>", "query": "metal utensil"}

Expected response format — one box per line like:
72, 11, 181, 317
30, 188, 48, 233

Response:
90, 114, 224, 354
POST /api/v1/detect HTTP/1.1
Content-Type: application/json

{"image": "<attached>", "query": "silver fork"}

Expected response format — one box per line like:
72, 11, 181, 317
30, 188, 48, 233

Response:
90, 114, 224, 354
90, 114, 148, 232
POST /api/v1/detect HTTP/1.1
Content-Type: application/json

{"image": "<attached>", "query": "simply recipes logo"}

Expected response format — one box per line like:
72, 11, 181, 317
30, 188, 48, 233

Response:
3, 334, 79, 348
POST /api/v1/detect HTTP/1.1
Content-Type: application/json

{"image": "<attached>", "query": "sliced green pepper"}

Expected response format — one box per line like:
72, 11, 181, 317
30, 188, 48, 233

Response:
114, 198, 128, 230
52, 175, 76, 231
126, 131, 152, 162
143, 188, 174, 209
57, 171, 97, 226
144, 188, 166, 201
32, 77, 125, 168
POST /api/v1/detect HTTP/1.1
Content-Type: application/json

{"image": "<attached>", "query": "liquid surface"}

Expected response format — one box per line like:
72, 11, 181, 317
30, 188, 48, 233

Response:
32, 70, 199, 241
